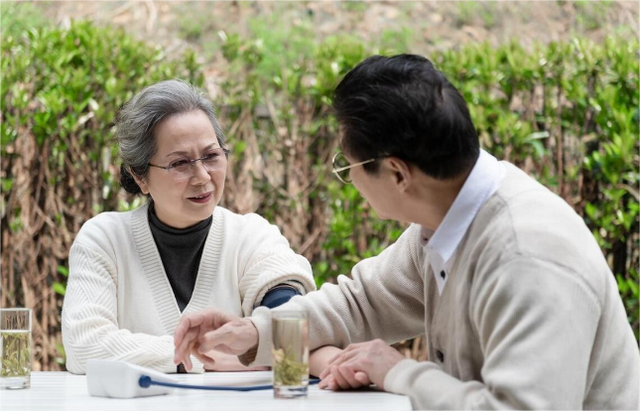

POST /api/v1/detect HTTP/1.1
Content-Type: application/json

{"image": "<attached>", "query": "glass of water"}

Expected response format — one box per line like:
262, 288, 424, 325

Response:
272, 310, 309, 399
1, 308, 32, 389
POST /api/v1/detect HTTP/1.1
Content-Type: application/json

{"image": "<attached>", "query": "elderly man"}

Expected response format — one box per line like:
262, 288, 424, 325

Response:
174, 54, 639, 409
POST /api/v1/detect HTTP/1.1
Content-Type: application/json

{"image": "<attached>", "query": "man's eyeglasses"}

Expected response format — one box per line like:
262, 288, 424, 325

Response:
331, 151, 380, 184
148, 147, 229, 182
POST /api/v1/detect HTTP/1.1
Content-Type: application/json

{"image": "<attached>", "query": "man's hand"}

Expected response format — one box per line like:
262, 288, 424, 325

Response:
173, 308, 259, 371
201, 350, 269, 372
318, 339, 404, 391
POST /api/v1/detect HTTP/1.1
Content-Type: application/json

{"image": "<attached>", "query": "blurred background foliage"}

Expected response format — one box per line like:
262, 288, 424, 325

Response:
1, 1, 638, 370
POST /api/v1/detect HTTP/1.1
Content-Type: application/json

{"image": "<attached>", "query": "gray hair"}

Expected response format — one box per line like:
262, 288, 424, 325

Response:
116, 79, 226, 194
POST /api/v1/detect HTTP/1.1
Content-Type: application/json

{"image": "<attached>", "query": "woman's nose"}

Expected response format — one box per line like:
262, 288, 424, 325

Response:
190, 160, 211, 183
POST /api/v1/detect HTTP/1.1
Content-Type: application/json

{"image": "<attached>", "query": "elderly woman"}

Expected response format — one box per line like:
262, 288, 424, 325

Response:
61, 80, 315, 374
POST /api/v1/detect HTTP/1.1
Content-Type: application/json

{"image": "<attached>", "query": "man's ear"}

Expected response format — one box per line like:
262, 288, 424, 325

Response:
386, 157, 412, 192
131, 168, 150, 195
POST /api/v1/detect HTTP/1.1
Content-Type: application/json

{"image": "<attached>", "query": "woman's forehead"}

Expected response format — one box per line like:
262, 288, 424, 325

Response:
154, 111, 218, 153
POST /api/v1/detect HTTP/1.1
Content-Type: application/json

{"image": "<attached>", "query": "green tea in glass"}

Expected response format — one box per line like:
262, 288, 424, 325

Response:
272, 310, 309, 399
1, 308, 32, 389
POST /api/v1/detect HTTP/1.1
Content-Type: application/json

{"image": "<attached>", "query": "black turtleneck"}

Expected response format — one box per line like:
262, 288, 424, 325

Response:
148, 203, 212, 311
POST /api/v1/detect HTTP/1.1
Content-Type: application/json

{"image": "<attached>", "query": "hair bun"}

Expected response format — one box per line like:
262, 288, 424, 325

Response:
120, 164, 142, 195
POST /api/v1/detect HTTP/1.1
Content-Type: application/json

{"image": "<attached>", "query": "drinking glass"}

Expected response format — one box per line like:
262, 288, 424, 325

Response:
0, 308, 32, 389
272, 311, 309, 399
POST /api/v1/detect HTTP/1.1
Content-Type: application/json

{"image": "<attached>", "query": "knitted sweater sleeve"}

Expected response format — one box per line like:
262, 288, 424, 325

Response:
247, 225, 427, 365
383, 257, 602, 409
61, 242, 202, 374
236, 214, 316, 316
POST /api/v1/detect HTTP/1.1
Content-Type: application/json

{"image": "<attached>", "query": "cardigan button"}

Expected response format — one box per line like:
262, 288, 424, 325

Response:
436, 350, 444, 363
440, 270, 446, 279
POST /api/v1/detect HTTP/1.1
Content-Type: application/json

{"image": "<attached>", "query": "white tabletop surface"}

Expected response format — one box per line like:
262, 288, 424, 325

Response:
0, 371, 412, 411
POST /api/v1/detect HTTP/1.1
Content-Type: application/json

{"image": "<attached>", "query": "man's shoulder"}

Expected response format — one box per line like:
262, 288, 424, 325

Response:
482, 162, 582, 230
496, 162, 554, 201
466, 164, 609, 292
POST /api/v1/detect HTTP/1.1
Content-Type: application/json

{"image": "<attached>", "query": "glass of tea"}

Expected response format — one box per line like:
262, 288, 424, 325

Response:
271, 310, 309, 399
1, 308, 32, 389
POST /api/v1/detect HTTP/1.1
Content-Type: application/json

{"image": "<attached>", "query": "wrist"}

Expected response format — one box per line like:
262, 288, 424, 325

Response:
238, 345, 258, 366
237, 318, 259, 366
309, 346, 342, 377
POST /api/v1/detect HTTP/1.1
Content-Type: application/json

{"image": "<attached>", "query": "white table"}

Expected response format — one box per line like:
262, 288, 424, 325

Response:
0, 372, 412, 411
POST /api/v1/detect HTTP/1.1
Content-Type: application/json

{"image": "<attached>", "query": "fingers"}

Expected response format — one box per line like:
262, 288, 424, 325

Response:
174, 326, 200, 369
354, 371, 371, 386
327, 365, 351, 390
192, 349, 216, 370
333, 363, 365, 389
319, 348, 358, 379
319, 362, 370, 391
319, 373, 335, 390
174, 311, 212, 368
320, 353, 342, 379
174, 309, 237, 368
196, 319, 258, 355
318, 343, 373, 391
319, 369, 370, 391
174, 312, 207, 347
173, 310, 259, 373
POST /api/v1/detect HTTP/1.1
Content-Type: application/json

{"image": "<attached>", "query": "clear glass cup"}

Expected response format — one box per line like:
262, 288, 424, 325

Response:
272, 310, 309, 399
0, 308, 32, 389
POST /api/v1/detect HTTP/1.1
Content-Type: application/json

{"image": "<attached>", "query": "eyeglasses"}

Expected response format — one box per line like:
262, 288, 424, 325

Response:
331, 151, 381, 184
148, 147, 229, 182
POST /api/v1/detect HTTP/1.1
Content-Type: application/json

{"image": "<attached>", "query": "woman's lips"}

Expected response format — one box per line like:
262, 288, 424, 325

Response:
188, 192, 212, 204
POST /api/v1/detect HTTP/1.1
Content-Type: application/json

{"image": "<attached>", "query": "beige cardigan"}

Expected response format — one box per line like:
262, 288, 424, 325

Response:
62, 203, 315, 374
249, 163, 639, 409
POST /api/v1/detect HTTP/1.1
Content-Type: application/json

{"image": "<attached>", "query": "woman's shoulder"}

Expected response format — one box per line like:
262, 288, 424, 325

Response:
214, 206, 281, 236
215, 206, 271, 225
74, 205, 146, 247
82, 206, 143, 229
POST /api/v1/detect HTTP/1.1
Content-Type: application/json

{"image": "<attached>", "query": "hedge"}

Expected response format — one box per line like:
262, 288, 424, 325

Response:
2, 20, 637, 370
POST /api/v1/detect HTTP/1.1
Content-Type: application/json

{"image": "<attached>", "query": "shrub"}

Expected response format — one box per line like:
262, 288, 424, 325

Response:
2, 17, 637, 370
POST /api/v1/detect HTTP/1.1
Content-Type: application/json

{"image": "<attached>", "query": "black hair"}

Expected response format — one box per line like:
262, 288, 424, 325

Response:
332, 54, 480, 180
119, 165, 143, 195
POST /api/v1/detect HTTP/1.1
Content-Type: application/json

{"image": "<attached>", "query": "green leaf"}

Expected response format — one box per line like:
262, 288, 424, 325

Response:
52, 282, 66, 296
56, 266, 69, 277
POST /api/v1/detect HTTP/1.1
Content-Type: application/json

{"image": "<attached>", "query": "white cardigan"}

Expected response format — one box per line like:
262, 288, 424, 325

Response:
62, 203, 315, 374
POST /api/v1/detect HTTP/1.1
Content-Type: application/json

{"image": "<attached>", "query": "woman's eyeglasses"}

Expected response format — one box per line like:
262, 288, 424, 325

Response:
148, 147, 229, 182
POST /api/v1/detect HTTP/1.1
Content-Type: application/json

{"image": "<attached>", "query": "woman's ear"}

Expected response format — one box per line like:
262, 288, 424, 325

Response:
131, 168, 150, 195
386, 157, 412, 192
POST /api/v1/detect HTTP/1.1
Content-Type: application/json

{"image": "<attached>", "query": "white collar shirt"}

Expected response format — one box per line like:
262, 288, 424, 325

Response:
420, 150, 506, 295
